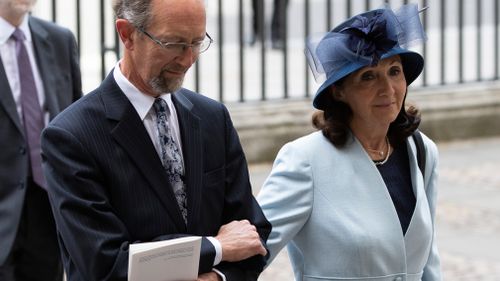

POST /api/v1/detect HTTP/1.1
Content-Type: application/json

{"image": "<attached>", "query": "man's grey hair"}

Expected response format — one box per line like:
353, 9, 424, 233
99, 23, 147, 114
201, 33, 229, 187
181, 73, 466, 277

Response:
113, 0, 152, 29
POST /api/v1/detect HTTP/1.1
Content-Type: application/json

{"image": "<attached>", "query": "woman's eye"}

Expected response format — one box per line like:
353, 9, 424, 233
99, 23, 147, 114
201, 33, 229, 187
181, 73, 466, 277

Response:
360, 72, 374, 81
390, 67, 402, 76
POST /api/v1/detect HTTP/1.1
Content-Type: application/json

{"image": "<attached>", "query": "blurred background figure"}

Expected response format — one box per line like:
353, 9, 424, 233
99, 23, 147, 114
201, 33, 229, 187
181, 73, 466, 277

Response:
251, 0, 289, 49
0, 0, 81, 280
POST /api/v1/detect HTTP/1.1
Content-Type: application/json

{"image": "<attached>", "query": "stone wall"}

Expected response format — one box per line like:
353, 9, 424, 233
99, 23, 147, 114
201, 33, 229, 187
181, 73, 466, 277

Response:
228, 82, 500, 163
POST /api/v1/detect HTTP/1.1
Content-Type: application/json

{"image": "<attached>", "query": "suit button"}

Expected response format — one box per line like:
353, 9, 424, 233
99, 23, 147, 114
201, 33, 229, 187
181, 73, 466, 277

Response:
19, 146, 26, 155
394, 277, 403, 281
19, 181, 25, 189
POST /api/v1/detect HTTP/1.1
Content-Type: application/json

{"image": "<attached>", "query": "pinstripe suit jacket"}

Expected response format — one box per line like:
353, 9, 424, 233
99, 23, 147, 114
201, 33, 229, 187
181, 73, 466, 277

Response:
41, 73, 271, 281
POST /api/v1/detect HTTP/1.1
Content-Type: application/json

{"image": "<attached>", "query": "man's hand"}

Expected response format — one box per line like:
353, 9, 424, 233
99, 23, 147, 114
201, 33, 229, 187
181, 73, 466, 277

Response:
197, 272, 221, 281
215, 220, 267, 262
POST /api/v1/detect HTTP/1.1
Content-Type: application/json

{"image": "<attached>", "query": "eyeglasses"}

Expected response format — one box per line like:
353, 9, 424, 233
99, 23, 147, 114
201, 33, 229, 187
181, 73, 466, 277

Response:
136, 26, 213, 55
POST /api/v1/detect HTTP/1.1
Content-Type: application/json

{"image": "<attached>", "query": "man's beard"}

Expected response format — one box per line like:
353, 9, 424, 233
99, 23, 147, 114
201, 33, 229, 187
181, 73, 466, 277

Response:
149, 69, 185, 95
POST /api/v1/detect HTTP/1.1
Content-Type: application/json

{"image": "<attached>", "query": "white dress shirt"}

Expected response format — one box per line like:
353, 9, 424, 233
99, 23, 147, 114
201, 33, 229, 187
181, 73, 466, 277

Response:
113, 62, 184, 164
112, 63, 224, 274
0, 15, 48, 125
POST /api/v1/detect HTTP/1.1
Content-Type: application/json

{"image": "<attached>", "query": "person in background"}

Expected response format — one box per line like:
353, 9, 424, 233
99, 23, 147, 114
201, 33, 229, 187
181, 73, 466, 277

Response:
0, 0, 82, 280
251, 0, 289, 49
41, 0, 271, 280
258, 4, 442, 281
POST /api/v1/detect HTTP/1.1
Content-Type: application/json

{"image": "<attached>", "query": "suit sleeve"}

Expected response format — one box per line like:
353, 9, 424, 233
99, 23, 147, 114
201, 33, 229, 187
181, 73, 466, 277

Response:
213, 105, 272, 281
256, 141, 314, 265
42, 124, 215, 280
422, 138, 442, 281
42, 125, 131, 280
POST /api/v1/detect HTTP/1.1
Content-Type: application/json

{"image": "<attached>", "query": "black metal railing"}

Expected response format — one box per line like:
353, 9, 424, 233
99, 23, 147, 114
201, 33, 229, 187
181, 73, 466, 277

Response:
40, 0, 500, 102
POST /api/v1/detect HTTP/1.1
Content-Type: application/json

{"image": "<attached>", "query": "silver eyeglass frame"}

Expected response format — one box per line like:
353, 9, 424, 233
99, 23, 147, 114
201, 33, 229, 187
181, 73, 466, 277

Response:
135, 26, 213, 55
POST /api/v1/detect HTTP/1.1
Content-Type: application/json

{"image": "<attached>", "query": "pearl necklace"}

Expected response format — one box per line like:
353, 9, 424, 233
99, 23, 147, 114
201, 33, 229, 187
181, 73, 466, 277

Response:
372, 137, 391, 166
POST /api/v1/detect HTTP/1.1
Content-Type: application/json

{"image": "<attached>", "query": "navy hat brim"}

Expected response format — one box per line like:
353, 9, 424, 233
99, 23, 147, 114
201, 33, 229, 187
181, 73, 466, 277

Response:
312, 47, 424, 110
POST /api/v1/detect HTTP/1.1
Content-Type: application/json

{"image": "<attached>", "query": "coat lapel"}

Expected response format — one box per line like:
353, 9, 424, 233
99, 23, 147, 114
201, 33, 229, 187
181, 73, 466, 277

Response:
29, 17, 60, 119
172, 90, 202, 232
346, 135, 406, 235
349, 135, 433, 264
0, 57, 23, 134
102, 74, 186, 230
403, 138, 433, 266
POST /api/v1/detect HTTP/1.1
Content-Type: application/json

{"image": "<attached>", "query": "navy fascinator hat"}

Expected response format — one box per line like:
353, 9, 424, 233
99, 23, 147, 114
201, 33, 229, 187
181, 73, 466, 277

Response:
306, 4, 427, 110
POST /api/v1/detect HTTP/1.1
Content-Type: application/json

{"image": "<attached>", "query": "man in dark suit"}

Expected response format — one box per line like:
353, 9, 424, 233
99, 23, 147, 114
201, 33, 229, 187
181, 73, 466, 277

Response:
0, 0, 82, 280
41, 0, 271, 280
0, 0, 81, 281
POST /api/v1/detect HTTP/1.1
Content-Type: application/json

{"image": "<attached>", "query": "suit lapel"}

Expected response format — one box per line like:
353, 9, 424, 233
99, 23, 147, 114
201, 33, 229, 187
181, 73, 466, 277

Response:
172, 91, 202, 232
0, 57, 24, 134
0, 17, 57, 135
29, 17, 60, 119
102, 74, 186, 230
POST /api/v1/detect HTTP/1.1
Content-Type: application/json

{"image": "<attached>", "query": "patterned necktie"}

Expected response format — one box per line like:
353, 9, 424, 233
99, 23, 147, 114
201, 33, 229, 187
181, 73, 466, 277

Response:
153, 98, 187, 224
12, 28, 46, 189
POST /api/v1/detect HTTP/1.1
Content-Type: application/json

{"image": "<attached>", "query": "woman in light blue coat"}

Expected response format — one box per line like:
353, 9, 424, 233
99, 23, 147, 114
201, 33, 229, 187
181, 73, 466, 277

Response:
257, 4, 441, 281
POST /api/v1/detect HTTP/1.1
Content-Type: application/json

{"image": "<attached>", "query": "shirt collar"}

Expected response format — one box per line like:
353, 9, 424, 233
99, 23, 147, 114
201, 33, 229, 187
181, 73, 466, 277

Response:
0, 15, 31, 45
113, 60, 173, 121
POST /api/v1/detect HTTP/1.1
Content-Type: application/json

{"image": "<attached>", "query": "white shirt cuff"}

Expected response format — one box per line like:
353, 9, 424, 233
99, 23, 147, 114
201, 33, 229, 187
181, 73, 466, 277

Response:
212, 268, 227, 281
206, 236, 222, 266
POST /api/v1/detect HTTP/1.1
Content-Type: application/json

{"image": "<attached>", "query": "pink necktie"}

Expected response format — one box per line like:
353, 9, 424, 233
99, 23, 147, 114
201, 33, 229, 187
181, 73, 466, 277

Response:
12, 28, 46, 189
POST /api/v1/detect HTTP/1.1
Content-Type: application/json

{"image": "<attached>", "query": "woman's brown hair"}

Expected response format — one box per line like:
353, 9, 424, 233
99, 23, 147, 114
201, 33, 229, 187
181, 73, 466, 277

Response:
312, 87, 421, 148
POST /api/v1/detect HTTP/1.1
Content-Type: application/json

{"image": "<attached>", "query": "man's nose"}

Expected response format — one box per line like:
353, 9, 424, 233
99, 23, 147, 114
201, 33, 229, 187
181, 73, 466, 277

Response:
176, 47, 197, 67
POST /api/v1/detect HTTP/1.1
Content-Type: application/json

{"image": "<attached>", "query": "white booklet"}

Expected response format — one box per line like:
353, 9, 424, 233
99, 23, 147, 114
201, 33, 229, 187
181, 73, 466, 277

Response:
128, 236, 201, 281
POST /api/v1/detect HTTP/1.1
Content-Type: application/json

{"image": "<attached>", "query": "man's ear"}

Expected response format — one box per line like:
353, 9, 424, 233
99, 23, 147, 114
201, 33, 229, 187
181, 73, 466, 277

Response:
116, 19, 135, 50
